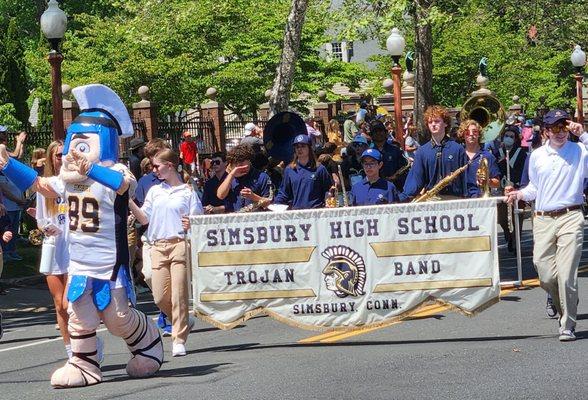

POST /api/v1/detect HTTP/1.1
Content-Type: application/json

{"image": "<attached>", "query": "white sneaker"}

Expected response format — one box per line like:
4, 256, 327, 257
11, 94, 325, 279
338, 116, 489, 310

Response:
172, 342, 186, 357
559, 329, 576, 342
97, 336, 105, 363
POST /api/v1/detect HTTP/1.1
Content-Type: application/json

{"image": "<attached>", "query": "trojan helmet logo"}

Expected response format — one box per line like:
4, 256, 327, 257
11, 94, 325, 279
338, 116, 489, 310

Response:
321, 246, 366, 298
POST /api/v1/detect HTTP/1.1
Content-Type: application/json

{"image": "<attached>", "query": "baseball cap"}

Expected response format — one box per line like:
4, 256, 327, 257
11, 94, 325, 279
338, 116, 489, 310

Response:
524, 119, 533, 127
360, 148, 382, 162
543, 109, 569, 126
352, 135, 369, 145
182, 131, 192, 138
130, 137, 146, 150
0, 125, 7, 133
244, 122, 256, 136
293, 134, 311, 145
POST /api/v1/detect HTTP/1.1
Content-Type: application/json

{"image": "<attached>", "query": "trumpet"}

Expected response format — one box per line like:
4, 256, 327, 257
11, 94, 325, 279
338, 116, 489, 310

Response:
412, 161, 470, 203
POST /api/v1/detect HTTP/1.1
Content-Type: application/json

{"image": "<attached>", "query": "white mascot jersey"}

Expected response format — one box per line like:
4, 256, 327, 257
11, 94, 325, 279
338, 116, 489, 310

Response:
51, 163, 132, 281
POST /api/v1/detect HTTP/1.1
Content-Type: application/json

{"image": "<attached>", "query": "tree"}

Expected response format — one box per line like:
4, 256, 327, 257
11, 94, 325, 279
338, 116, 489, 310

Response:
268, 0, 308, 115
2, 18, 29, 125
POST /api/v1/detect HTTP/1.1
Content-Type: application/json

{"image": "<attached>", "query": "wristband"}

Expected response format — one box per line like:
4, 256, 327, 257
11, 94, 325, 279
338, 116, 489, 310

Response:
87, 164, 124, 191
2, 157, 38, 192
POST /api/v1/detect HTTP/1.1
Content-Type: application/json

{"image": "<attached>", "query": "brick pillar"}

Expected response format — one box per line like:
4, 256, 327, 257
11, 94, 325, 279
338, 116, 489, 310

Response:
257, 89, 272, 121
377, 78, 394, 114
200, 87, 225, 152
313, 90, 336, 136
132, 86, 158, 140
340, 94, 361, 113
61, 84, 79, 129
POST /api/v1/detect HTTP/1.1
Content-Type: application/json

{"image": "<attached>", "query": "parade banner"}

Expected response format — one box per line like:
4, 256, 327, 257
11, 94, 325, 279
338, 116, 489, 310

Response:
190, 198, 500, 331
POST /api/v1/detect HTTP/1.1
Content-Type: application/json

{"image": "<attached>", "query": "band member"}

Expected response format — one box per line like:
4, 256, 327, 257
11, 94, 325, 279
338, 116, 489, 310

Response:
506, 110, 588, 342
457, 119, 501, 197
217, 144, 272, 212
369, 120, 407, 181
273, 134, 333, 209
400, 105, 472, 201
202, 152, 227, 214
350, 149, 399, 206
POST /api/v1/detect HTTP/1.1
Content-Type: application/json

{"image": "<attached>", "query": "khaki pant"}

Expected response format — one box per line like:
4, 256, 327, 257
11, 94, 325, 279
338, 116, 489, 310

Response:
150, 238, 190, 344
533, 210, 584, 331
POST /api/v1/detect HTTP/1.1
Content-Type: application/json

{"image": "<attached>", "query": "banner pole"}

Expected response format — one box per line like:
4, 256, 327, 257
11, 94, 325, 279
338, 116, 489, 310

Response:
513, 201, 523, 287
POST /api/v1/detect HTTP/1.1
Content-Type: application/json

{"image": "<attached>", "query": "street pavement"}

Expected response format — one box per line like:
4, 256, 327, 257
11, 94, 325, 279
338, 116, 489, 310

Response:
1, 219, 587, 399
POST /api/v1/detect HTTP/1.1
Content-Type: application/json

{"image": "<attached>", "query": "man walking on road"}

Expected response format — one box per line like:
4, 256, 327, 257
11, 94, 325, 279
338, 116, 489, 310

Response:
506, 109, 587, 341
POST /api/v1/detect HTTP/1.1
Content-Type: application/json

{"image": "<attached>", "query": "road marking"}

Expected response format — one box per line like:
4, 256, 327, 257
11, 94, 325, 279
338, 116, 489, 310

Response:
299, 277, 545, 344
0, 327, 109, 354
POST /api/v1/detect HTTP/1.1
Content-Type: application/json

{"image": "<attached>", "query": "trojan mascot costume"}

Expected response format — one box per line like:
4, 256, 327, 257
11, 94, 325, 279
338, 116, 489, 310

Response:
0, 84, 163, 388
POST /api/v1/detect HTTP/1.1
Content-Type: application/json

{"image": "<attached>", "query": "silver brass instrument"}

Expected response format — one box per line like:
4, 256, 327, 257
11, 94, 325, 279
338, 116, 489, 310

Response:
237, 185, 274, 213
505, 149, 514, 233
337, 164, 349, 207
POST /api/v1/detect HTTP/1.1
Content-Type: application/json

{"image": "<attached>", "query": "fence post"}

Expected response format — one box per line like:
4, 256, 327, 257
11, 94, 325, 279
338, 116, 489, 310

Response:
62, 84, 79, 129
132, 86, 158, 140
313, 90, 336, 136
257, 89, 272, 121
200, 87, 225, 152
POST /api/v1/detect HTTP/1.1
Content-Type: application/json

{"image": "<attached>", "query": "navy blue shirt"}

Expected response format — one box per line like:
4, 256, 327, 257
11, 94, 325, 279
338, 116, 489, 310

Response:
374, 140, 408, 178
350, 177, 399, 206
466, 149, 501, 197
202, 172, 227, 207
400, 137, 471, 201
274, 162, 333, 209
224, 168, 272, 212
135, 172, 163, 207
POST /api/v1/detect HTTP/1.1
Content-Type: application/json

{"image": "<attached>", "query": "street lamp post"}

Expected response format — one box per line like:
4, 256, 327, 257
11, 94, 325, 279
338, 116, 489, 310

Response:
571, 45, 586, 126
40, 0, 67, 141
386, 28, 406, 148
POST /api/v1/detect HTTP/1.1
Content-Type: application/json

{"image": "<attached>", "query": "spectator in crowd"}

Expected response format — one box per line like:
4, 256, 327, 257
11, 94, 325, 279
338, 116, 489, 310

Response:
129, 148, 203, 356
0, 128, 26, 159
273, 134, 333, 209
403, 115, 420, 160
350, 149, 400, 206
129, 137, 146, 180
240, 122, 266, 170
506, 110, 587, 341
457, 119, 501, 198
343, 111, 358, 144
305, 118, 322, 145
30, 148, 46, 175
202, 151, 227, 214
217, 144, 273, 212
179, 131, 199, 176
400, 105, 472, 201
327, 119, 342, 144
369, 120, 407, 181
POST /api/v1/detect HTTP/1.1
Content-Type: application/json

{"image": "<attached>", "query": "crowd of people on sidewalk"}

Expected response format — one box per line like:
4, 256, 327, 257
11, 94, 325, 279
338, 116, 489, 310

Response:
0, 99, 586, 371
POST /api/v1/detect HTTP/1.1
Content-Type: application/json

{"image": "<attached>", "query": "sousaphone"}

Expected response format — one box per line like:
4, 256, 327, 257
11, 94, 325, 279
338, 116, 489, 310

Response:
263, 111, 307, 163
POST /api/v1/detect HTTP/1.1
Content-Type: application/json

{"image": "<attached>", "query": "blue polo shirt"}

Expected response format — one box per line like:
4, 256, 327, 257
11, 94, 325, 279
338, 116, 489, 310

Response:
202, 172, 227, 207
135, 172, 163, 207
351, 177, 399, 206
224, 168, 272, 212
374, 140, 408, 178
274, 162, 333, 209
400, 137, 472, 201
466, 150, 501, 197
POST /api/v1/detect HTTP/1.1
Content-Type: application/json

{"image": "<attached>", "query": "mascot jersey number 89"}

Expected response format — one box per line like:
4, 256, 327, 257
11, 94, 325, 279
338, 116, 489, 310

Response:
0, 84, 163, 389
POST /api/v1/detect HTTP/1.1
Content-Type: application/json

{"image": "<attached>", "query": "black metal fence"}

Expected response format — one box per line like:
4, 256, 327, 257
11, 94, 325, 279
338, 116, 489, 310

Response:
157, 118, 218, 157
224, 119, 268, 150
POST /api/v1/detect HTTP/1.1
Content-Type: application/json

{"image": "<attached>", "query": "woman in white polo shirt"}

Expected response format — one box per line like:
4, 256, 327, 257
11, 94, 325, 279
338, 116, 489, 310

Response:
129, 149, 203, 357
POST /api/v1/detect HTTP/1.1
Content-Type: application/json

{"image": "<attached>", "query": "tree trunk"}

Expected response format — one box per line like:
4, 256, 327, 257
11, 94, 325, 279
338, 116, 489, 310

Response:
413, 0, 434, 142
268, 0, 308, 116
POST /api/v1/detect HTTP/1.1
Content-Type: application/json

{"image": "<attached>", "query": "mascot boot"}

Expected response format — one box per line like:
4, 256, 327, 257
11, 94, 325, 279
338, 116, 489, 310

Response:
51, 333, 102, 388
102, 287, 163, 378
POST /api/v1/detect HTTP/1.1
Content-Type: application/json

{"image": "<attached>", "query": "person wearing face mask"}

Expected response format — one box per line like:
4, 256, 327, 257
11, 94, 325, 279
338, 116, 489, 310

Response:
496, 127, 527, 252
457, 119, 501, 198
506, 110, 588, 342
400, 105, 474, 201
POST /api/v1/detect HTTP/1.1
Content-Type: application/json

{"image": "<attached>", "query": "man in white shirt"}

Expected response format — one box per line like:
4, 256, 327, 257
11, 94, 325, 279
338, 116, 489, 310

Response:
506, 109, 587, 342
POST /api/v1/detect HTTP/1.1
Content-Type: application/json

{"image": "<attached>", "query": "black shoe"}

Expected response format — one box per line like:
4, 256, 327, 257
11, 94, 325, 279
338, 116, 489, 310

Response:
546, 297, 558, 319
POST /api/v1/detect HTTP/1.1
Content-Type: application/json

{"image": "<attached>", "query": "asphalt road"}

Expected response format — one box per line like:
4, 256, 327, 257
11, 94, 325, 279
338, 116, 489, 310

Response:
1, 219, 587, 400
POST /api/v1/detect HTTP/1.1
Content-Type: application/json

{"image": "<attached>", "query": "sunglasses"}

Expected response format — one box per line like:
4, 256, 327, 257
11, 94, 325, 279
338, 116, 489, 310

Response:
352, 143, 367, 147
211, 159, 223, 166
546, 124, 567, 134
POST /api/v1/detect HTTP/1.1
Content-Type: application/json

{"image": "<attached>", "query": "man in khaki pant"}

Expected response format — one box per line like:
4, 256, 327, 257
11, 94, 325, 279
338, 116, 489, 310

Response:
507, 110, 587, 341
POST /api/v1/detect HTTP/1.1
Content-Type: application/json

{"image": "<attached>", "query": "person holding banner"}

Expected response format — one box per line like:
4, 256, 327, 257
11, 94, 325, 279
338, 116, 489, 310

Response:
350, 148, 399, 206
129, 148, 203, 356
217, 144, 273, 212
400, 105, 472, 201
273, 134, 333, 209
506, 110, 587, 342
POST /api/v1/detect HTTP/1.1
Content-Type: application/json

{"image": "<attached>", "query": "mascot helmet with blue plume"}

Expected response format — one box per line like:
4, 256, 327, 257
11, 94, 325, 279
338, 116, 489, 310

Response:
63, 84, 134, 163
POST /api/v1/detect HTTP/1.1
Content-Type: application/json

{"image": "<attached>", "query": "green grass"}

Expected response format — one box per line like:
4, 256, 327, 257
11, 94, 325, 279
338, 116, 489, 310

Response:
2, 239, 42, 279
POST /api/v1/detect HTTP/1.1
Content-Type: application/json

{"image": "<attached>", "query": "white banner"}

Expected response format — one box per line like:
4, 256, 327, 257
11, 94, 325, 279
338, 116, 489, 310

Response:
190, 198, 500, 331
